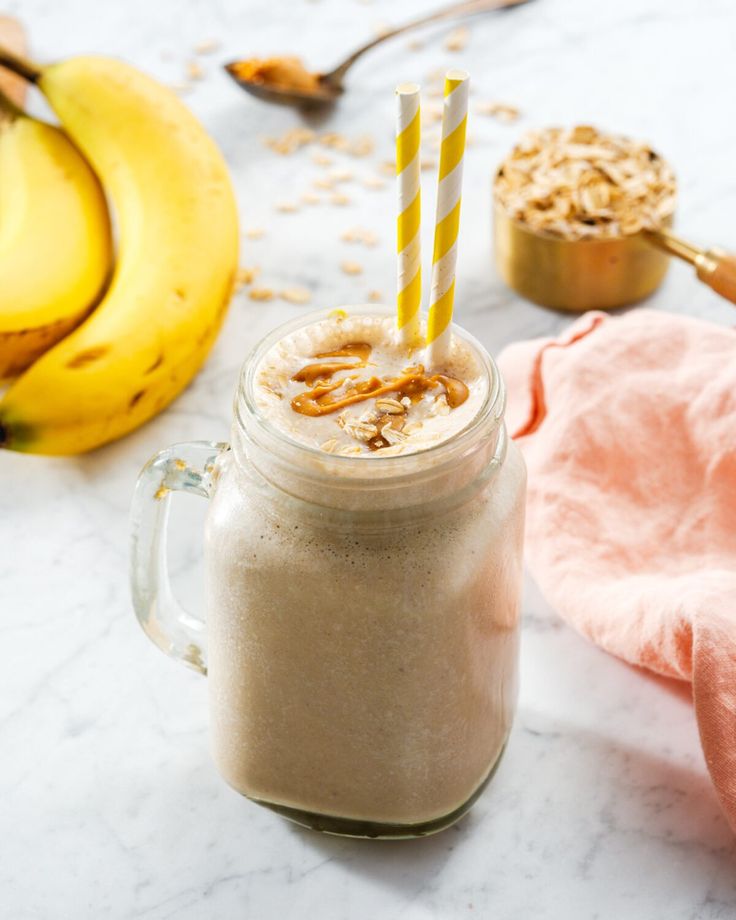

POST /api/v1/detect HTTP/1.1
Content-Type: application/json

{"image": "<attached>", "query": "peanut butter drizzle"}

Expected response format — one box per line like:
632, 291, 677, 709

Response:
290, 342, 469, 418
291, 342, 372, 387
433, 375, 470, 409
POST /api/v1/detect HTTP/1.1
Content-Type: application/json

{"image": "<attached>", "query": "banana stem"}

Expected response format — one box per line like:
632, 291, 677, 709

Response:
0, 44, 41, 83
0, 85, 24, 122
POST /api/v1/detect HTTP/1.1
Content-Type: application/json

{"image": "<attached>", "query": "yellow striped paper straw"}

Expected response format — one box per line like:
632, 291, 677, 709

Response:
395, 83, 422, 347
427, 70, 469, 366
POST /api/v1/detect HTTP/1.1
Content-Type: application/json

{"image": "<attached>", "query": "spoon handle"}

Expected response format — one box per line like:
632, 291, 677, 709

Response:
324, 0, 530, 83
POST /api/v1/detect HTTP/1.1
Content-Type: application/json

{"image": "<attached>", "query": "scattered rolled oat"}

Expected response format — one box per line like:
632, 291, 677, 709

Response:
317, 131, 373, 157
233, 266, 260, 291
319, 132, 350, 152
340, 260, 363, 276
341, 227, 378, 247
320, 438, 339, 453
312, 153, 333, 167
275, 201, 299, 213
445, 26, 470, 52
301, 191, 321, 205
367, 290, 383, 302
363, 175, 386, 190
264, 127, 316, 155
346, 135, 375, 157
330, 192, 351, 206
313, 176, 335, 190
186, 60, 205, 80
245, 226, 266, 240
194, 38, 220, 54
249, 287, 275, 302
329, 168, 354, 183
378, 160, 396, 176
477, 101, 520, 123
280, 286, 312, 304
493, 125, 677, 240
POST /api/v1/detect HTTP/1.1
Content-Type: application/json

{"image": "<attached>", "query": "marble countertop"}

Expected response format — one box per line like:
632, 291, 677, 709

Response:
3, 0, 736, 917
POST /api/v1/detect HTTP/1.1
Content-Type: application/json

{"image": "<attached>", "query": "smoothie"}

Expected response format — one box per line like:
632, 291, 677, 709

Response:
204, 308, 526, 833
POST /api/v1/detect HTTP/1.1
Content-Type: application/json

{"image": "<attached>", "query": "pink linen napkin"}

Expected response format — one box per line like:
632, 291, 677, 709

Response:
497, 309, 736, 832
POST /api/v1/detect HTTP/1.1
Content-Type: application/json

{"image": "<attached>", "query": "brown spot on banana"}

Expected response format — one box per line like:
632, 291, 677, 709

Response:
66, 345, 110, 368
145, 353, 164, 374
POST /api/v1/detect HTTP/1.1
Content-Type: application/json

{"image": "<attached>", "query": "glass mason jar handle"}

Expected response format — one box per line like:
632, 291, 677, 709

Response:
130, 440, 228, 675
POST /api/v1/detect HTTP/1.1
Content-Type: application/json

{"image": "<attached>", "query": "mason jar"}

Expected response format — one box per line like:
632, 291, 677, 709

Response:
130, 307, 526, 839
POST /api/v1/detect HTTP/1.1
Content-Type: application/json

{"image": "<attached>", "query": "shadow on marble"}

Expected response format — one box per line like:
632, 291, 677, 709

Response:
284, 719, 736, 905
285, 802, 464, 891
629, 663, 694, 705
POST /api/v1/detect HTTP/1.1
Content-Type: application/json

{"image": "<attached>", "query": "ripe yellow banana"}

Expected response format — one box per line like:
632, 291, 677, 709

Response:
0, 94, 112, 378
0, 54, 239, 454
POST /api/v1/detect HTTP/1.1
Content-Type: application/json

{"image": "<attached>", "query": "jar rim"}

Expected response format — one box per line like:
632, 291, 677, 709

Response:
235, 305, 505, 487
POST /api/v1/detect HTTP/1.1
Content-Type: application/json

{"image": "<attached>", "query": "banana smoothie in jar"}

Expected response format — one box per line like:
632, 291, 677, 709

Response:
131, 306, 526, 838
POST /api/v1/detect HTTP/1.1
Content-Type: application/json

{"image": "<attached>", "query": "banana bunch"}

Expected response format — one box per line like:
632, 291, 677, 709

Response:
0, 51, 239, 454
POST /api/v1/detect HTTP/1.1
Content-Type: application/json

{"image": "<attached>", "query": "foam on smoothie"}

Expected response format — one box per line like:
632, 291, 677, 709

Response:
254, 310, 487, 457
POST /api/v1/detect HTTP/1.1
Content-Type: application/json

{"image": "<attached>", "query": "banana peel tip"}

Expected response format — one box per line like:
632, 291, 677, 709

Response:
0, 414, 33, 452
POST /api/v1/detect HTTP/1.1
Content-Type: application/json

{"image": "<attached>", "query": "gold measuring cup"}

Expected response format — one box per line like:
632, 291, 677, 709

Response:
493, 199, 736, 313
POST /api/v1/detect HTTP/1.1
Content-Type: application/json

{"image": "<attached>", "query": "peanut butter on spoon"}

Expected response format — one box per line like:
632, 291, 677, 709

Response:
227, 56, 323, 95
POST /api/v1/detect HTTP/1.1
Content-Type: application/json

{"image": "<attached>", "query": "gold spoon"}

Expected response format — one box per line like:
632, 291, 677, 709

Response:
224, 0, 533, 110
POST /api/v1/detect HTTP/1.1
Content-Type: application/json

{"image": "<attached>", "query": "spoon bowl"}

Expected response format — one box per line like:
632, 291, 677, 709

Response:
223, 63, 341, 109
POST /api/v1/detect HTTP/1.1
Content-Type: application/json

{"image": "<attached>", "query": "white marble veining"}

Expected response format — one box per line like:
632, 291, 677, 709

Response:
2, 0, 736, 917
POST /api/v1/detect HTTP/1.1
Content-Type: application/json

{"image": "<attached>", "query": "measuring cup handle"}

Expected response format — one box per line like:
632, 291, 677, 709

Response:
696, 249, 736, 306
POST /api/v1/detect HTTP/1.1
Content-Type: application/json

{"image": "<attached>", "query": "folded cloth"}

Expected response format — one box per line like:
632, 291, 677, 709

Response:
498, 309, 736, 832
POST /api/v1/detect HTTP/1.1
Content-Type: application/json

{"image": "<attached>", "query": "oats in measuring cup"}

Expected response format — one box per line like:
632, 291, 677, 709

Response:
493, 125, 677, 240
